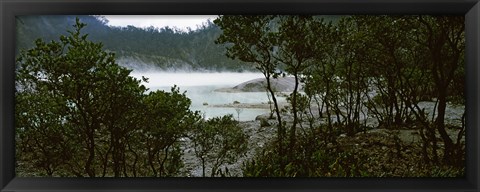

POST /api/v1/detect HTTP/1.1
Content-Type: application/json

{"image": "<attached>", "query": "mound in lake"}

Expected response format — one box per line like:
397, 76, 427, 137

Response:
215, 77, 304, 92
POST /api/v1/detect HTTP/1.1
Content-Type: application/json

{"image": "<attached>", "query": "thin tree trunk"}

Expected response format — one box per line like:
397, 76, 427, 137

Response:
436, 89, 454, 164
264, 75, 285, 175
289, 73, 300, 151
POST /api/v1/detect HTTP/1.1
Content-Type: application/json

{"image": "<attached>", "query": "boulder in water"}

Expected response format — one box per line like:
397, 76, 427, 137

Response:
216, 77, 304, 92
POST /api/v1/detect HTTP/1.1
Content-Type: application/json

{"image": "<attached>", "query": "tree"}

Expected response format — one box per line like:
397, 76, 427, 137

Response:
140, 86, 198, 177
302, 19, 340, 142
16, 18, 147, 177
191, 115, 248, 177
227, 15, 466, 177
351, 16, 421, 130
214, 15, 289, 173
274, 15, 317, 150
304, 16, 370, 137
15, 90, 76, 176
415, 16, 465, 165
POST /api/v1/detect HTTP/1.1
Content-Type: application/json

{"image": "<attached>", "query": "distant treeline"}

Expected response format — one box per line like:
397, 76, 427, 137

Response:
16, 15, 255, 71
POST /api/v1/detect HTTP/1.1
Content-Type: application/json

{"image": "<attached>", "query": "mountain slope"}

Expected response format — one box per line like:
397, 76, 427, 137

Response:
16, 15, 254, 72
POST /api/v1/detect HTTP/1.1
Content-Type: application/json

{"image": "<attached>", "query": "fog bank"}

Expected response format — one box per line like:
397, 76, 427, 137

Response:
130, 72, 265, 88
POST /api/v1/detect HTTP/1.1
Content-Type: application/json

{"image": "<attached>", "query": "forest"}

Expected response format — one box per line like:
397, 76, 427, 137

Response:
15, 15, 465, 177
16, 15, 254, 72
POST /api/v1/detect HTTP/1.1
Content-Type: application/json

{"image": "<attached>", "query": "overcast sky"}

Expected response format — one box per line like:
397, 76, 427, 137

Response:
102, 15, 218, 31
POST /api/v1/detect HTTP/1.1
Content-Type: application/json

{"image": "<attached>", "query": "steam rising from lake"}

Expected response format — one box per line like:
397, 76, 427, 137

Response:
129, 72, 276, 121
130, 72, 265, 88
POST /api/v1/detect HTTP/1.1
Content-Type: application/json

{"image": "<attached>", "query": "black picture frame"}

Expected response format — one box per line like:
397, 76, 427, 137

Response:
1, 0, 479, 191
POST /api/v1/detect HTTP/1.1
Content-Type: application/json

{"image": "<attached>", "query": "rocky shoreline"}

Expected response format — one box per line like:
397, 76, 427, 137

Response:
209, 102, 288, 109
178, 100, 465, 177
178, 77, 465, 177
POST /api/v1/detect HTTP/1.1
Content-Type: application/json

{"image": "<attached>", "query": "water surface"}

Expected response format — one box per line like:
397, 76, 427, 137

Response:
130, 72, 282, 121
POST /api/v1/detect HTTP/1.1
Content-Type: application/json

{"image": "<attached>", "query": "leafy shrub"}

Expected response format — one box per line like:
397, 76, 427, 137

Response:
191, 115, 248, 177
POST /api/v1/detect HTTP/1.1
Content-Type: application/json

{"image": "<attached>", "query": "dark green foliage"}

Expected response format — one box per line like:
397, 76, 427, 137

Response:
191, 115, 248, 177
215, 15, 465, 177
214, 15, 289, 174
243, 125, 464, 177
16, 15, 465, 177
16, 15, 254, 72
15, 18, 200, 177
16, 18, 148, 177
137, 86, 198, 177
242, 125, 367, 177
275, 16, 318, 151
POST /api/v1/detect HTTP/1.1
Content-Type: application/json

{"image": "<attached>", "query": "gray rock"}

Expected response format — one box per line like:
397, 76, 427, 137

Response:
217, 77, 304, 92
255, 114, 271, 127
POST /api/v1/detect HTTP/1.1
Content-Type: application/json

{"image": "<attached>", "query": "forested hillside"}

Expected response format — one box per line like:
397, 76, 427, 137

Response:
16, 15, 254, 72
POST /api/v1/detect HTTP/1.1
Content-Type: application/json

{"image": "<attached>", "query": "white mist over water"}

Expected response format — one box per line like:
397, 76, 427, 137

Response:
130, 72, 265, 87
129, 72, 275, 121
